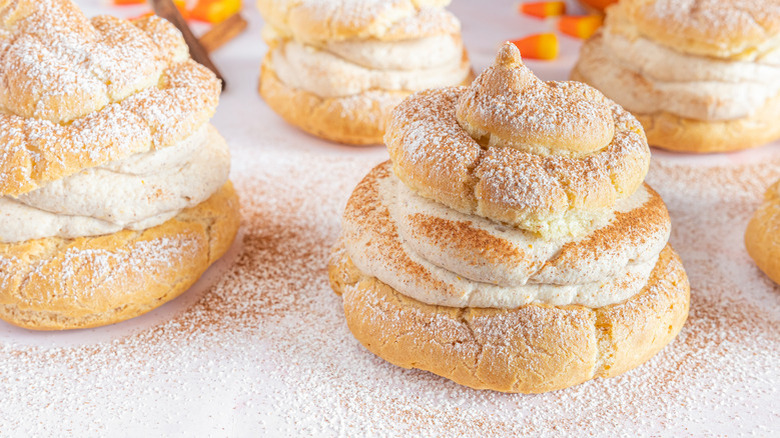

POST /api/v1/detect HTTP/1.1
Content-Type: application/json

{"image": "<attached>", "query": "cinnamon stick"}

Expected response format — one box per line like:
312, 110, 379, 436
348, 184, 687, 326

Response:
199, 13, 248, 53
150, 0, 226, 90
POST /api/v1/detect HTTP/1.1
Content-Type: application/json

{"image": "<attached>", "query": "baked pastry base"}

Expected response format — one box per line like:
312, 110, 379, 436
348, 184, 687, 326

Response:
329, 241, 690, 393
745, 184, 780, 285
571, 67, 780, 153
0, 182, 240, 330
259, 56, 408, 145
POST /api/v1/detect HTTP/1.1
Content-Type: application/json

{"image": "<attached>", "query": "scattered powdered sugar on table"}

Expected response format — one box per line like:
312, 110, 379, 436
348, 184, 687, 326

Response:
0, 149, 777, 436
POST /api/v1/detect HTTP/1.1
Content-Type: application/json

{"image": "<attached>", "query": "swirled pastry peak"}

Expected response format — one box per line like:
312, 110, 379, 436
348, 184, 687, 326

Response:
455, 44, 614, 157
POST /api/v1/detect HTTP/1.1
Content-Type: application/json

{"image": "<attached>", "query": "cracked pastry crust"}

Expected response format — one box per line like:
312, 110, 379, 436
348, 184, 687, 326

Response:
745, 181, 780, 286
612, 0, 780, 59
329, 240, 690, 394
0, 182, 240, 330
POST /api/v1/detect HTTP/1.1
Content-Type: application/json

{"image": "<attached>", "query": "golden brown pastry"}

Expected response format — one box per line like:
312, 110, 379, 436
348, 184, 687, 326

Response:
257, 0, 472, 145
572, 0, 780, 153
0, 0, 240, 330
329, 43, 690, 393
745, 180, 780, 286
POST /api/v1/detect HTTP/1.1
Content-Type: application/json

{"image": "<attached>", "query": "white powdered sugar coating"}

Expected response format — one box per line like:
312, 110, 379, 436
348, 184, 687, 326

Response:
0, 0, 777, 435
342, 167, 665, 308
0, 151, 777, 435
56, 237, 201, 295
260, 0, 460, 43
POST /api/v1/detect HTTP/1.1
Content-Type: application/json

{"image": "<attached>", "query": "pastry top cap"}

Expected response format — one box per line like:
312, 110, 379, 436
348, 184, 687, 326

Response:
456, 43, 615, 157
0, 0, 221, 197
609, 0, 780, 59
257, 0, 459, 43
386, 43, 650, 237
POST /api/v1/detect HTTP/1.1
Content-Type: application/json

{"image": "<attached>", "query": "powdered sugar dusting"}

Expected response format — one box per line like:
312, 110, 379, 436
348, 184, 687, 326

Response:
386, 80, 650, 236
624, 0, 780, 58
648, 0, 780, 39
260, 0, 460, 42
0, 151, 776, 435
0, 1, 220, 197
55, 237, 200, 296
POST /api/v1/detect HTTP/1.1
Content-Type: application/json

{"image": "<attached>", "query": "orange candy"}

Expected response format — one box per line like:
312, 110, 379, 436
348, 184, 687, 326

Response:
510, 33, 559, 60
557, 15, 603, 39
174, 0, 190, 19
519, 1, 566, 19
579, 0, 619, 12
190, 0, 242, 24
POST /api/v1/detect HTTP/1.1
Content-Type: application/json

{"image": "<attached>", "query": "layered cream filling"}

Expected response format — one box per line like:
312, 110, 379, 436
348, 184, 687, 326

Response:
269, 33, 470, 98
343, 167, 669, 309
587, 31, 780, 121
0, 124, 230, 243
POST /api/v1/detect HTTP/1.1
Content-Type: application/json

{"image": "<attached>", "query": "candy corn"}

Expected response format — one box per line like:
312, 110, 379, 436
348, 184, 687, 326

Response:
557, 15, 603, 39
510, 33, 559, 60
579, 0, 619, 12
190, 0, 242, 24
519, 1, 566, 19
174, 0, 189, 19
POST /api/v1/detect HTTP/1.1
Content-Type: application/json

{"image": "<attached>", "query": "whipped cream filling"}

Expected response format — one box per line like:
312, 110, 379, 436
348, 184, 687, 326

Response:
269, 33, 470, 98
589, 31, 780, 121
0, 124, 230, 243
344, 169, 668, 309
393, 175, 668, 287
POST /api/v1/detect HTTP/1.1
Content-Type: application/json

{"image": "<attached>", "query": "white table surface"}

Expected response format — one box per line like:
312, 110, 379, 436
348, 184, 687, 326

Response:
1, 1, 778, 436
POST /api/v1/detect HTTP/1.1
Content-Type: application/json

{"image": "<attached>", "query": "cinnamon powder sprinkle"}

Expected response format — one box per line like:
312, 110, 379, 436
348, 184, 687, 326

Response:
0, 151, 778, 435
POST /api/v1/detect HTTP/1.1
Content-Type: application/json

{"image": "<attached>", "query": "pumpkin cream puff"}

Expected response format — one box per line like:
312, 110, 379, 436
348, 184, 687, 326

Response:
329, 43, 690, 393
0, 0, 240, 330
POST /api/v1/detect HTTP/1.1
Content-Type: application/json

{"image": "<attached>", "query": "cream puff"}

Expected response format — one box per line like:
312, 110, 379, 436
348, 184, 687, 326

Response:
745, 180, 780, 286
257, 0, 472, 145
329, 43, 690, 393
572, 0, 780, 153
0, 0, 240, 330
